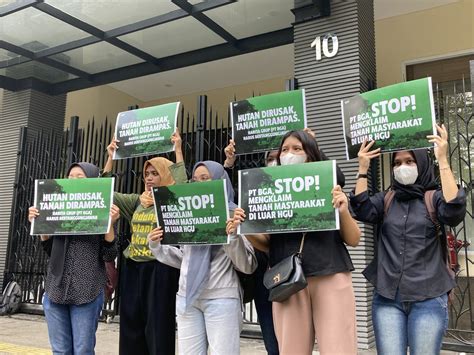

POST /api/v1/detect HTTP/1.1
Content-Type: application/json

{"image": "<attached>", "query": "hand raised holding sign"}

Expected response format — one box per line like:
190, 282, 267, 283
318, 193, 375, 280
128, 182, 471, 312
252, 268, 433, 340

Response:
357, 139, 381, 174
104, 137, 120, 173
232, 207, 246, 228
106, 204, 121, 242
147, 227, 164, 243
427, 123, 449, 162
331, 185, 360, 248
28, 206, 39, 223
331, 185, 348, 213
427, 123, 458, 202
171, 129, 183, 163
110, 204, 121, 223
224, 140, 236, 168
226, 218, 235, 235
28, 206, 49, 241
106, 137, 120, 158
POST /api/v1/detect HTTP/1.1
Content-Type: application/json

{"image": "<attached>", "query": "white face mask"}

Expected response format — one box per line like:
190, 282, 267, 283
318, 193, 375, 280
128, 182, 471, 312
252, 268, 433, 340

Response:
393, 164, 418, 185
280, 153, 307, 166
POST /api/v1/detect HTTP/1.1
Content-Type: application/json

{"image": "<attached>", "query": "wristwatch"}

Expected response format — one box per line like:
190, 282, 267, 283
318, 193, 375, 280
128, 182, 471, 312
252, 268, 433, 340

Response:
356, 173, 368, 179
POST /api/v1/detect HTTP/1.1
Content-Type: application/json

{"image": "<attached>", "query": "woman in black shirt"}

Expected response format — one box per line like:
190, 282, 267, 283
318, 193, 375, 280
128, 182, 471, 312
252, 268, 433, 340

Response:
28, 162, 119, 355
350, 124, 466, 354
233, 130, 361, 354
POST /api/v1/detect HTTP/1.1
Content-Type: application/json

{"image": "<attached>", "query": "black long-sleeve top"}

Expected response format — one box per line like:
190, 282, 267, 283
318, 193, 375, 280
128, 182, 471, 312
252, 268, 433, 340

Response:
41, 235, 117, 305
350, 188, 466, 302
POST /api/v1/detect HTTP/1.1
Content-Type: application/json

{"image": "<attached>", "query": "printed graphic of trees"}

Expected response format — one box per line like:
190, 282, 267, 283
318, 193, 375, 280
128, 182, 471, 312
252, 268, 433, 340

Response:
344, 95, 370, 158
155, 187, 179, 225
244, 169, 280, 231
234, 100, 259, 153
35, 180, 66, 234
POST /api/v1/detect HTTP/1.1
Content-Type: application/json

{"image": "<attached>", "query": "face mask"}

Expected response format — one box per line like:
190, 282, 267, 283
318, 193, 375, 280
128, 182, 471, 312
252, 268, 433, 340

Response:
266, 160, 277, 167
393, 164, 418, 185
280, 153, 307, 166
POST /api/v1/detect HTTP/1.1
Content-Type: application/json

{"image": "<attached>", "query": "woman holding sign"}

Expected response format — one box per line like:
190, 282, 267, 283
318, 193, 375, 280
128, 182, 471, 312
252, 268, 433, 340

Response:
350, 124, 466, 354
28, 162, 119, 355
233, 130, 361, 355
147, 160, 257, 355
104, 131, 186, 355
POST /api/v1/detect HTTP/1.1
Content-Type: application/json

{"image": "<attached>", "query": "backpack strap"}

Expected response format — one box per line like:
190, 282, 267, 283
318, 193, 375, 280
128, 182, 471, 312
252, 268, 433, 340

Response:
383, 190, 395, 216
423, 190, 438, 226
424, 190, 455, 277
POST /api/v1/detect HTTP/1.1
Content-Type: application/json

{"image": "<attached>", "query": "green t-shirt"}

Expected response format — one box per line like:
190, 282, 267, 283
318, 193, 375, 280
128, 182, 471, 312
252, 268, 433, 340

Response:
111, 161, 188, 262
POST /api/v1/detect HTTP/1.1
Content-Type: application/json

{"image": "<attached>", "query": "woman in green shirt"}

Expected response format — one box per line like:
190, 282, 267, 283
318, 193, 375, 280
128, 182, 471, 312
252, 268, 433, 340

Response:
104, 132, 187, 355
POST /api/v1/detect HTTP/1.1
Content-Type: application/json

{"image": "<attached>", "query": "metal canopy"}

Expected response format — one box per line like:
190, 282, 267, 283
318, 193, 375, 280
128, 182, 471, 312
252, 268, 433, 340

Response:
0, 0, 329, 95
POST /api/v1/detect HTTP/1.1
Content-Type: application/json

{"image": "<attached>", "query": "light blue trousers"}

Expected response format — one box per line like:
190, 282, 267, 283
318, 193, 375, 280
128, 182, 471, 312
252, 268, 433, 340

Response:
176, 295, 242, 355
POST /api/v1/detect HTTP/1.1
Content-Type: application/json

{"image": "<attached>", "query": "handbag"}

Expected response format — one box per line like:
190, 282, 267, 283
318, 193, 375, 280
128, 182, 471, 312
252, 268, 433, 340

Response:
263, 233, 307, 302
105, 261, 118, 301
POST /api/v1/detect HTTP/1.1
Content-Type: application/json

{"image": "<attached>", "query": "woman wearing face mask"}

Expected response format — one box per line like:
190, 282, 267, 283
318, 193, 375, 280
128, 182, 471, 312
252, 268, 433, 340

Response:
350, 124, 466, 354
28, 162, 119, 355
103, 132, 186, 355
223, 131, 345, 355
147, 160, 257, 355
233, 130, 361, 355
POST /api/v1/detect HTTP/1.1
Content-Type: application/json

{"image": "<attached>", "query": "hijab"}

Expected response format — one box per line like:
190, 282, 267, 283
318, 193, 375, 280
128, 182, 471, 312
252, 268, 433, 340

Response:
50, 162, 100, 287
392, 149, 438, 201
192, 160, 237, 210
139, 157, 176, 208
185, 161, 237, 308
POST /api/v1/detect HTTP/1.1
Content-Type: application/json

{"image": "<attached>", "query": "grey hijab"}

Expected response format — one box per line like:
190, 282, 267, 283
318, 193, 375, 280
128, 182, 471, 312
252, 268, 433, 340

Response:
185, 161, 236, 308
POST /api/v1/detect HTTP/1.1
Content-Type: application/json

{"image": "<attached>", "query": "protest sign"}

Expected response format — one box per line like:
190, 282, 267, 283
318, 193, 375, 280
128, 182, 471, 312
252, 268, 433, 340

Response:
231, 90, 307, 154
31, 178, 114, 235
342, 77, 436, 159
113, 102, 179, 159
153, 180, 230, 245
238, 161, 339, 234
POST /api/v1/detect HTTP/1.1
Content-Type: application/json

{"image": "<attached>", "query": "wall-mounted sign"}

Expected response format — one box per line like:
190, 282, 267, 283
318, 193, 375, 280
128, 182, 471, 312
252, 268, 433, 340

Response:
311, 33, 339, 61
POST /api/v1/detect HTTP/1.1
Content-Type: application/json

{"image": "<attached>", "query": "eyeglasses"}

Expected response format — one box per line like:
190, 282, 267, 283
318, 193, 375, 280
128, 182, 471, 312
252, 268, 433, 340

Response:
191, 175, 211, 182
144, 171, 160, 178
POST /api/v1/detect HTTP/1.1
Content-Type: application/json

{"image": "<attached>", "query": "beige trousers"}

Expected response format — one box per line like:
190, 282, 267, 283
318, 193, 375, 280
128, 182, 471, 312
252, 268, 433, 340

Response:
272, 272, 357, 355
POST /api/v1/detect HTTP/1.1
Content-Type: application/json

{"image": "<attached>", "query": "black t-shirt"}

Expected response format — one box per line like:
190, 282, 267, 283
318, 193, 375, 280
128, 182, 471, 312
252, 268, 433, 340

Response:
269, 230, 354, 277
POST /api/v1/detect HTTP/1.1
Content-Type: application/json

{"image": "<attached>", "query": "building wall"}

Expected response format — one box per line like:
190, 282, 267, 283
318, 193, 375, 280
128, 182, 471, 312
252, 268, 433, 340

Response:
375, 0, 474, 87
65, 76, 289, 130
143, 76, 290, 121
65, 85, 144, 129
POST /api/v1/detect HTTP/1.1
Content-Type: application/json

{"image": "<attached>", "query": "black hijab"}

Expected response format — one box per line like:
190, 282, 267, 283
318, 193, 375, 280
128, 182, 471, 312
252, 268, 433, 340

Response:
49, 162, 100, 286
392, 149, 438, 201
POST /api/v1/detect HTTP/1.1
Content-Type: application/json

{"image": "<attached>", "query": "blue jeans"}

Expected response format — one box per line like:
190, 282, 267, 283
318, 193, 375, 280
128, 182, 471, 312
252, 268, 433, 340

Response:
176, 295, 242, 355
372, 290, 448, 355
43, 292, 104, 355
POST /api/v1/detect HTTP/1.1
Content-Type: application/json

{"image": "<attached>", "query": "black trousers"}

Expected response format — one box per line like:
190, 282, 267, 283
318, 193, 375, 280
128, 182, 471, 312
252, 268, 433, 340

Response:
119, 259, 179, 355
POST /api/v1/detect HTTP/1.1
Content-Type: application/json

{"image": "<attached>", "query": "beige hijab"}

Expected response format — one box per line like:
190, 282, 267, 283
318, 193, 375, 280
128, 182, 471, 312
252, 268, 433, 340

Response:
139, 157, 176, 208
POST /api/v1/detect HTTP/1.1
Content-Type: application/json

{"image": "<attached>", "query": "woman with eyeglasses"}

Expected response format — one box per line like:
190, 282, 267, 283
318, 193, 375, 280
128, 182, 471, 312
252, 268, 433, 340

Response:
104, 131, 187, 355
147, 160, 257, 355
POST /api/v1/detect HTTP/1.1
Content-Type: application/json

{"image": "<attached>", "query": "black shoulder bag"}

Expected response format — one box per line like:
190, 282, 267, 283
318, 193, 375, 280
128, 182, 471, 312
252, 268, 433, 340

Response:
263, 233, 308, 302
